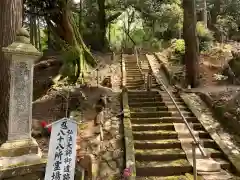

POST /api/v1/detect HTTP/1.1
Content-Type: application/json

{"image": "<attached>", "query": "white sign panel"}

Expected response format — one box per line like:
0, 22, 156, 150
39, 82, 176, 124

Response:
44, 118, 78, 180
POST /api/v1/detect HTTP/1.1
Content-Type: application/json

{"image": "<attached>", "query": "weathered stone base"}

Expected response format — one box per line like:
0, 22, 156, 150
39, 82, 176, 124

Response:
0, 138, 39, 157
0, 138, 45, 179
0, 159, 46, 180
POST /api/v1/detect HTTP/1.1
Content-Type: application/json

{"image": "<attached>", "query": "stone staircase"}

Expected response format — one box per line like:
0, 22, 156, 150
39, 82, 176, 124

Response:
124, 54, 144, 89
124, 54, 160, 90
124, 54, 238, 179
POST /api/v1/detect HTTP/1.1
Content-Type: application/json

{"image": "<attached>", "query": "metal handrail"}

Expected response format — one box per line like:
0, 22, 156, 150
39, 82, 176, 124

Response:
121, 50, 126, 88
134, 46, 142, 74
134, 46, 147, 88
153, 72, 207, 157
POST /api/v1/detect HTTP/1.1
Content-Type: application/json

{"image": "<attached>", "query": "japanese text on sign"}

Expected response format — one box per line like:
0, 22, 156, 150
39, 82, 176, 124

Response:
44, 118, 78, 180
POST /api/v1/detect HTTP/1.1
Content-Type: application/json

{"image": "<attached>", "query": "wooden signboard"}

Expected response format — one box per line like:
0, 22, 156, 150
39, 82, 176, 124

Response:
44, 118, 78, 180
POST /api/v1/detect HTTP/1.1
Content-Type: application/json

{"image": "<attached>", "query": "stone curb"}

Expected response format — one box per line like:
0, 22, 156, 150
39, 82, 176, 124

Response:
153, 52, 172, 84
121, 54, 136, 179
197, 92, 240, 137
122, 90, 136, 180
121, 55, 126, 88
181, 93, 240, 174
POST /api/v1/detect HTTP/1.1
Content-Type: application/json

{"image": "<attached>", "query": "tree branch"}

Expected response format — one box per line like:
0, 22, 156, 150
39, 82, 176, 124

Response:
106, 12, 122, 23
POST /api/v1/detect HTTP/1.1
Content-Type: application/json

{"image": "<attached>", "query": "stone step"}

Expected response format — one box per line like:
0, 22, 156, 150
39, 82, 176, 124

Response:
135, 148, 223, 161
214, 158, 231, 170
136, 175, 193, 180
136, 158, 229, 177
126, 81, 145, 86
126, 85, 144, 89
127, 73, 143, 76
125, 62, 138, 64
134, 139, 217, 150
160, 93, 181, 98
130, 106, 169, 112
125, 65, 138, 68
130, 111, 193, 118
130, 111, 171, 118
129, 101, 185, 107
125, 68, 140, 71
126, 70, 141, 72
136, 159, 192, 177
126, 83, 145, 87
132, 123, 203, 132
131, 117, 199, 124
133, 130, 210, 140
126, 79, 144, 82
128, 97, 162, 102
126, 71, 141, 74
160, 96, 183, 102
126, 75, 143, 78
130, 105, 189, 112
170, 111, 194, 117
126, 70, 142, 73
128, 91, 159, 96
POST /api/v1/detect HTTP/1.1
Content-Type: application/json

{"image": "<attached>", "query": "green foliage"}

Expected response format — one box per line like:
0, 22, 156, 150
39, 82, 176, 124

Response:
216, 15, 238, 37
228, 56, 240, 78
41, 29, 48, 51
170, 39, 185, 63
173, 39, 185, 55
196, 22, 214, 51
59, 45, 86, 84
155, 3, 183, 34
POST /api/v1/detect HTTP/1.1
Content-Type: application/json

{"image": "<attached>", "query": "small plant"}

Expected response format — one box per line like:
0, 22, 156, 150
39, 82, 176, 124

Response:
121, 167, 131, 179
170, 39, 185, 63
213, 74, 228, 81
196, 22, 214, 51
174, 39, 185, 55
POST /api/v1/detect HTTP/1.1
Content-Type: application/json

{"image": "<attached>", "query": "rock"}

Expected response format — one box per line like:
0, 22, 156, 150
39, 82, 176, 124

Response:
108, 160, 117, 170
103, 131, 114, 140
111, 121, 119, 129
115, 134, 121, 140
112, 149, 122, 159
102, 151, 113, 161
104, 120, 111, 131
99, 162, 110, 177
101, 76, 112, 88
110, 129, 117, 136
117, 158, 124, 169
102, 141, 111, 150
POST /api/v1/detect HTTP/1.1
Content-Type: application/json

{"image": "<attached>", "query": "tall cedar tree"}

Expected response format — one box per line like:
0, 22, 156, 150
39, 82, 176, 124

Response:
0, 0, 23, 142
183, 0, 200, 87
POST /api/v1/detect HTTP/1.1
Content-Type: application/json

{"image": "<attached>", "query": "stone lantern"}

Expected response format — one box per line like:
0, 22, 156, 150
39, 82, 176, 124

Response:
0, 28, 44, 171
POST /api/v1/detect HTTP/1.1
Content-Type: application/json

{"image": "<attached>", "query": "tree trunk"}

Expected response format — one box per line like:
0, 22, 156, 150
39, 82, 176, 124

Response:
0, 0, 22, 142
183, 0, 200, 88
79, 0, 82, 33
33, 16, 38, 48
97, 0, 106, 49
210, 0, 221, 25
30, 14, 34, 45
202, 0, 207, 27
37, 17, 42, 51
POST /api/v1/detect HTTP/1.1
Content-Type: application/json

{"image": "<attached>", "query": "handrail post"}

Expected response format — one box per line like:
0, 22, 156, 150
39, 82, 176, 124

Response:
147, 71, 152, 91
96, 68, 99, 87
81, 169, 85, 180
192, 141, 198, 180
